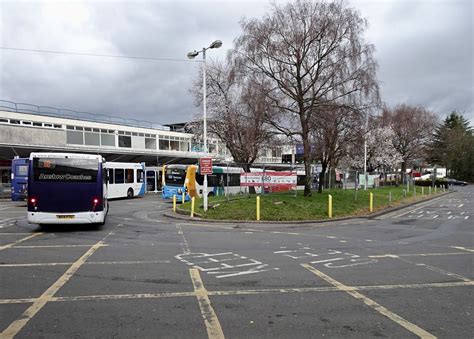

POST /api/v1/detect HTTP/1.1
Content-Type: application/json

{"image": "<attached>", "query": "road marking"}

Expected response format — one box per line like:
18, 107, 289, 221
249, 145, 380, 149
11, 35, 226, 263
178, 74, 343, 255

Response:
0, 235, 109, 338
458, 204, 464, 208
369, 254, 400, 258
393, 204, 430, 218
0, 233, 42, 251
13, 244, 107, 249
179, 223, 234, 230
1, 280, 472, 305
414, 263, 470, 282
0, 233, 31, 236
465, 216, 469, 220
433, 215, 438, 219
189, 268, 225, 339
302, 263, 436, 339
176, 224, 190, 254
451, 246, 474, 253
0, 260, 171, 268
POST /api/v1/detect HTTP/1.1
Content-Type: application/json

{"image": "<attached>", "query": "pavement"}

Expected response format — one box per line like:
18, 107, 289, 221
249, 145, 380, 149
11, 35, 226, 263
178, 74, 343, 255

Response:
0, 187, 473, 338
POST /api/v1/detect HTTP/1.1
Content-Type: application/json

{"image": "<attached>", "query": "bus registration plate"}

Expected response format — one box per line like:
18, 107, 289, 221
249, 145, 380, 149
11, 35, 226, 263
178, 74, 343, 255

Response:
57, 215, 75, 219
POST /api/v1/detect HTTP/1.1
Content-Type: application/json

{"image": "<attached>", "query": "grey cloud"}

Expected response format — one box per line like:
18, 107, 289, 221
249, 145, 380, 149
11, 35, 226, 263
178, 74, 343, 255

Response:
0, 0, 472, 126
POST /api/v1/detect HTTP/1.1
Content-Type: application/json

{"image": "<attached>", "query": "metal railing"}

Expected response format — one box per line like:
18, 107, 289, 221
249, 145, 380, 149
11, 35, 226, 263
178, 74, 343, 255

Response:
0, 99, 170, 131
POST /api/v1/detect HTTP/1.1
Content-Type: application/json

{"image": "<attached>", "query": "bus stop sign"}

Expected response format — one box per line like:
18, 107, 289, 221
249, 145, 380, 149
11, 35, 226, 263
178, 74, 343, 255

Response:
199, 158, 213, 175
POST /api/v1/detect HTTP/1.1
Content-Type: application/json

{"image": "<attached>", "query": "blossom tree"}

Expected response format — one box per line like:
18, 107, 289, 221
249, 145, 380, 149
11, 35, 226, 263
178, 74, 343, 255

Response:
342, 125, 402, 172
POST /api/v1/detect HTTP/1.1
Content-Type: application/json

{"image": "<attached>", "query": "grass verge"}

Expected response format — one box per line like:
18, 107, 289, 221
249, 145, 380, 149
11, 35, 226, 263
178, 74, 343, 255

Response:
178, 186, 446, 221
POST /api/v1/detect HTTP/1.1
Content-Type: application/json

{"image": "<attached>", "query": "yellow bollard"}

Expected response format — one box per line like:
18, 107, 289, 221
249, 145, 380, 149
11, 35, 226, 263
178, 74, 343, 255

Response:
369, 192, 373, 212
328, 194, 333, 218
256, 196, 260, 221
182, 192, 185, 204
191, 196, 195, 217
173, 195, 176, 212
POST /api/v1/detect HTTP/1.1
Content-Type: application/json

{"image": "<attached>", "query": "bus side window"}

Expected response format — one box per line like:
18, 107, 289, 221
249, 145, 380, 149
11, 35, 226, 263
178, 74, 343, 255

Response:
115, 169, 125, 184
196, 173, 204, 186
137, 169, 144, 183
230, 173, 240, 186
108, 169, 114, 184
125, 169, 134, 183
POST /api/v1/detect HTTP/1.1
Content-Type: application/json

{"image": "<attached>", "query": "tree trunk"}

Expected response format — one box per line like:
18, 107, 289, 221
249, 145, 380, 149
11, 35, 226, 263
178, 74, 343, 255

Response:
302, 128, 312, 197
400, 161, 407, 186
242, 163, 256, 194
318, 163, 327, 193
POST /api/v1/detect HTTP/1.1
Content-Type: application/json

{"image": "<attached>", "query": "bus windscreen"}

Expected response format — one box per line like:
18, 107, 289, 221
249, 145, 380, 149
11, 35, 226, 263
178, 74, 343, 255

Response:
33, 158, 98, 183
165, 168, 186, 185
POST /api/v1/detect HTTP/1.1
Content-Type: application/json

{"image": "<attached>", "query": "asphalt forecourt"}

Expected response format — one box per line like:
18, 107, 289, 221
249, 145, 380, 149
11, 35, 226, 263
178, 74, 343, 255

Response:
177, 185, 452, 221
0, 187, 472, 338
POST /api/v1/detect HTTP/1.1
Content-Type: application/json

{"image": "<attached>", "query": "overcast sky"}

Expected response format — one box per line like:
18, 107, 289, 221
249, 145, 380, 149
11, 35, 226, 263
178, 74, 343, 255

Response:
0, 0, 472, 126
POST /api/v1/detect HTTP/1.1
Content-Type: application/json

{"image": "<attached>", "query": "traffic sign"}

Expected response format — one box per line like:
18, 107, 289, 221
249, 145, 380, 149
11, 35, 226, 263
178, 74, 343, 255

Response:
199, 158, 213, 175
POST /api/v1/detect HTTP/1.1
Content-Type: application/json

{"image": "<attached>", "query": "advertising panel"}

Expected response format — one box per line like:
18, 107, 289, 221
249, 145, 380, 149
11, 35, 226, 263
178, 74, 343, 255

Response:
240, 171, 297, 191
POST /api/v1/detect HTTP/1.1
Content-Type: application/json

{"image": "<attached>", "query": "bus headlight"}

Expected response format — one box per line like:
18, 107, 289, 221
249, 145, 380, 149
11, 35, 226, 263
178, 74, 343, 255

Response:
177, 189, 182, 194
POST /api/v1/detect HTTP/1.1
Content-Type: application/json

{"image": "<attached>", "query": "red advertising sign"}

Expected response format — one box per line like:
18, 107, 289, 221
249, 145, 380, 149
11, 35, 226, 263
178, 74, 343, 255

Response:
240, 172, 297, 190
199, 158, 213, 175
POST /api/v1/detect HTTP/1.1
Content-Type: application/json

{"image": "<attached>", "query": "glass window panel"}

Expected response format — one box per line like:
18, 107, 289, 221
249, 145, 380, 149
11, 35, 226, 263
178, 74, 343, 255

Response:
159, 139, 169, 150
85, 132, 100, 146
125, 169, 134, 183
118, 135, 131, 148
179, 140, 189, 151
145, 138, 156, 150
33, 122, 42, 127
115, 169, 124, 184
170, 140, 179, 151
67, 130, 83, 144
137, 169, 144, 183
101, 133, 115, 146
107, 168, 114, 184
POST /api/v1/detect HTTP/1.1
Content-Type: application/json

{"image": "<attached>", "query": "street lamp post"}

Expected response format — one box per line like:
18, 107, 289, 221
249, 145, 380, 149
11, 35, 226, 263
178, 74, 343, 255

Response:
187, 40, 222, 212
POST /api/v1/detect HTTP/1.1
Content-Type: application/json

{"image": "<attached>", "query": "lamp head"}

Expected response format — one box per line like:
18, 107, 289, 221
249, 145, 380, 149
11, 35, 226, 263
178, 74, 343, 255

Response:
209, 40, 222, 49
187, 51, 199, 59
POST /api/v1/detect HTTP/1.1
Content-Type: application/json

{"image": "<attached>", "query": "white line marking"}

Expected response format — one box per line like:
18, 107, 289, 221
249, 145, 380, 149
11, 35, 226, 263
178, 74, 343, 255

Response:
302, 264, 436, 338
0, 233, 42, 251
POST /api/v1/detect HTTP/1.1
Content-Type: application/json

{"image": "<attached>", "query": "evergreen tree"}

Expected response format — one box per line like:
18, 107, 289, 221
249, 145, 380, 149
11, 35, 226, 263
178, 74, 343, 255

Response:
429, 111, 473, 181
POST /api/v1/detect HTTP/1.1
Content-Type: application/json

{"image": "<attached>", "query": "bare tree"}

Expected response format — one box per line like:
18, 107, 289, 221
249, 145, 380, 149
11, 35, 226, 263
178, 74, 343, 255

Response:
381, 104, 438, 182
232, 0, 379, 196
190, 60, 275, 174
309, 105, 365, 192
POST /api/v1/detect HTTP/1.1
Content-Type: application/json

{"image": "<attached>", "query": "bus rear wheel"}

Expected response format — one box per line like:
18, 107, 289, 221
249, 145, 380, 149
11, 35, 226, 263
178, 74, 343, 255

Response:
127, 188, 134, 199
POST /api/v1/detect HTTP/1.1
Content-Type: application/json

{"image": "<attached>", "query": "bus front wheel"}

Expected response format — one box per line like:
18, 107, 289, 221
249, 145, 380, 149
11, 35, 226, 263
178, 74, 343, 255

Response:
127, 188, 134, 199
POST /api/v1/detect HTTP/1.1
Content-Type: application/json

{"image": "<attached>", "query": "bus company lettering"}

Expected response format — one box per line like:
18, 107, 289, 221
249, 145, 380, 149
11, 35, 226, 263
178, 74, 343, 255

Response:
39, 173, 92, 181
